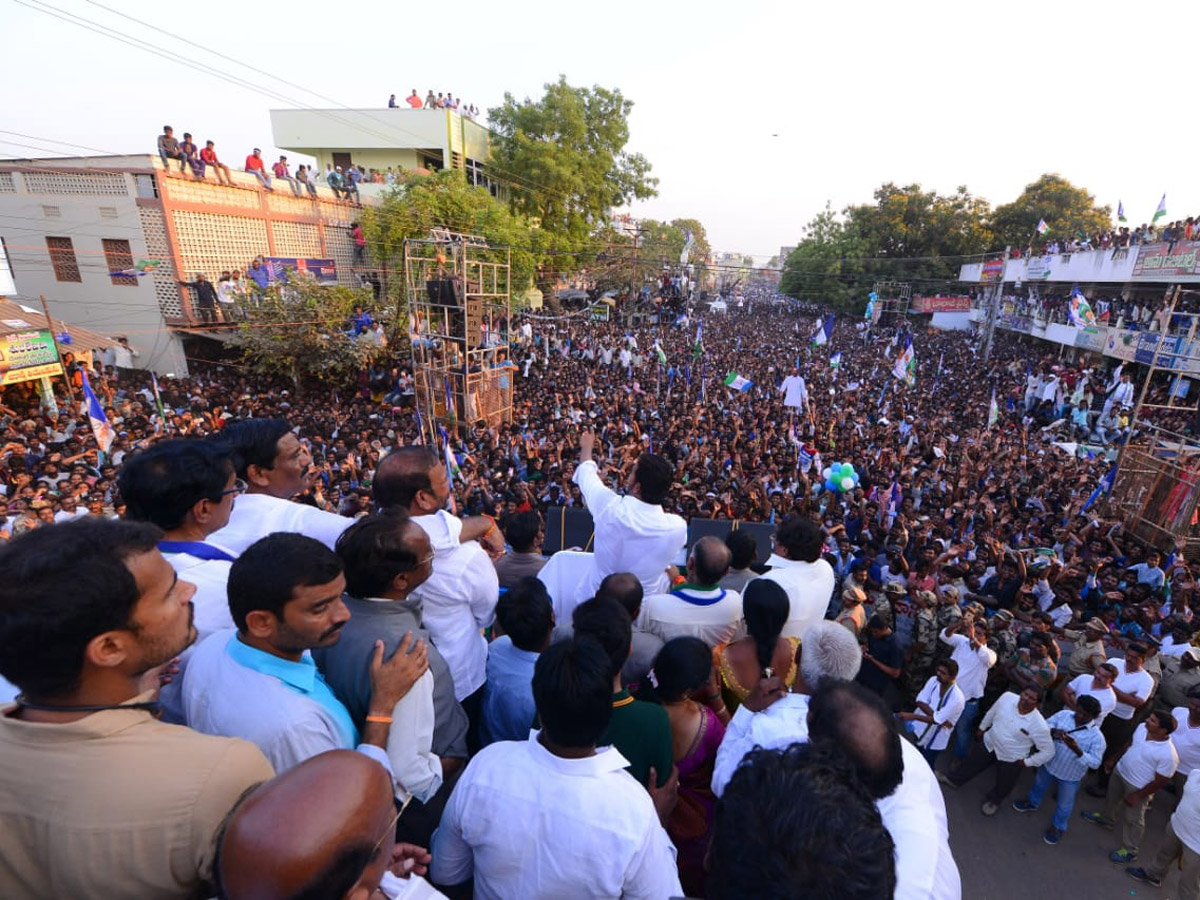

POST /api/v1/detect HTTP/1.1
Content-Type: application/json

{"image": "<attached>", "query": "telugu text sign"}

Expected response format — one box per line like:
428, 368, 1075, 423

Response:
0, 330, 63, 386
1131, 241, 1200, 279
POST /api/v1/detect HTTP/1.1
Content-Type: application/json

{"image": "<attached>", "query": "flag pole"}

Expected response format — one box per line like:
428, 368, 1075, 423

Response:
40, 295, 77, 403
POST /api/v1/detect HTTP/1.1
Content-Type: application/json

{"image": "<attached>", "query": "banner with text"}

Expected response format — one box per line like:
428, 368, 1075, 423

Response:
0, 330, 63, 387
1131, 241, 1200, 280
913, 295, 971, 313
263, 257, 338, 283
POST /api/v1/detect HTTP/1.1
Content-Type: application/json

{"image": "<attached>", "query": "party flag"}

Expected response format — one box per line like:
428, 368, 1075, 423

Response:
81, 370, 115, 454
988, 387, 999, 428
1153, 194, 1167, 223
830, 351, 842, 369
1117, 201, 1127, 223
723, 372, 753, 392
1036, 219, 1049, 235
892, 335, 915, 387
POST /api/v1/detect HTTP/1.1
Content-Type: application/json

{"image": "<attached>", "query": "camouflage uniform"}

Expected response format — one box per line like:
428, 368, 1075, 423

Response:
905, 604, 940, 701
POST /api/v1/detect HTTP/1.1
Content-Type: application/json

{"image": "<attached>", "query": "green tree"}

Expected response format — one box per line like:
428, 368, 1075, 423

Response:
780, 204, 870, 312
361, 168, 541, 304
781, 184, 994, 312
990, 174, 1112, 250
231, 277, 384, 388
488, 76, 658, 295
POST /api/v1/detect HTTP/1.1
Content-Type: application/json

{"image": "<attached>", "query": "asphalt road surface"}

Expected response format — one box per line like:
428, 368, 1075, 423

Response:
940, 752, 1184, 900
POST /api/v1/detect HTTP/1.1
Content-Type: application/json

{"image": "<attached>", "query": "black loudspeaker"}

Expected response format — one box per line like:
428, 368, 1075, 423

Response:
425, 278, 463, 306
543, 508, 595, 555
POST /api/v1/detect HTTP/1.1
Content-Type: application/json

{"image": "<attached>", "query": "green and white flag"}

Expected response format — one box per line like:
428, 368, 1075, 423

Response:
654, 341, 667, 365
1153, 194, 1167, 223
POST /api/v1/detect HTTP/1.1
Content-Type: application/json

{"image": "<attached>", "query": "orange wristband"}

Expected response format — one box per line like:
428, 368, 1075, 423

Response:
365, 715, 393, 724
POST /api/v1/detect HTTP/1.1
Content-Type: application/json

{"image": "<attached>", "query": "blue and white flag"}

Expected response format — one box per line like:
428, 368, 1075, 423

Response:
81, 370, 115, 454
1081, 464, 1117, 513
812, 314, 834, 347
892, 335, 915, 387
830, 352, 842, 369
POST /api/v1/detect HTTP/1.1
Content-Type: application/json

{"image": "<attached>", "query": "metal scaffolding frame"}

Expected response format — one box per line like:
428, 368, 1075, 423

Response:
406, 230, 513, 442
870, 281, 911, 327
1108, 285, 1200, 553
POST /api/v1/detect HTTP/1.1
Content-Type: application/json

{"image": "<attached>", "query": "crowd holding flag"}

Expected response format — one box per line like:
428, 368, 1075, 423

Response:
892, 334, 915, 387
81, 370, 115, 456
830, 351, 842, 370
1068, 287, 1097, 327
1036, 218, 1049, 235
812, 314, 834, 347
723, 372, 753, 393
692, 321, 704, 360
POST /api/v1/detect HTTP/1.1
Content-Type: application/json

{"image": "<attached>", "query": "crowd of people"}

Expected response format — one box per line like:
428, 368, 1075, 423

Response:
155, 125, 370, 204
3, 299, 1200, 897
1017, 216, 1200, 258
388, 90, 480, 119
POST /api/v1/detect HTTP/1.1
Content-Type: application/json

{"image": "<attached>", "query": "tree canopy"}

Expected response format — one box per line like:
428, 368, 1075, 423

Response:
990, 174, 1112, 249
231, 277, 384, 387
361, 168, 541, 298
780, 175, 1114, 313
488, 76, 658, 288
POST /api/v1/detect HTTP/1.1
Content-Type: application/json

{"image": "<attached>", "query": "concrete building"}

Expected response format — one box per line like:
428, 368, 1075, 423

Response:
0, 155, 373, 375
270, 107, 493, 198
958, 241, 1200, 371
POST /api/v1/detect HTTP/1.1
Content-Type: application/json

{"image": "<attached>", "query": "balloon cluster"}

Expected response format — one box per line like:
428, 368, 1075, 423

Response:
822, 462, 860, 493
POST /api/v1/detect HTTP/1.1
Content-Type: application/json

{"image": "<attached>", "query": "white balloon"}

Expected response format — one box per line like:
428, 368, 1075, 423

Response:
822, 467, 832, 480
841, 476, 855, 491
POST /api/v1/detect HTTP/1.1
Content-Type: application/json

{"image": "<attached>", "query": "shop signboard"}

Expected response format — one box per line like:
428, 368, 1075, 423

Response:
1131, 241, 1200, 279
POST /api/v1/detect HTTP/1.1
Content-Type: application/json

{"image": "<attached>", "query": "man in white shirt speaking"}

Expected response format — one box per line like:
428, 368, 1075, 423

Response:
209, 419, 352, 554
570, 429, 687, 604
430, 637, 682, 899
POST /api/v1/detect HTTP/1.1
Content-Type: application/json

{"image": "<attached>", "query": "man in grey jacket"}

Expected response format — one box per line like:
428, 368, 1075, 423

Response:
313, 510, 469, 844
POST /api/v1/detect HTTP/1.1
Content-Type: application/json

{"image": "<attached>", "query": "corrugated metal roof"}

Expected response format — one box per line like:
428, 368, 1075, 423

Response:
0, 298, 115, 354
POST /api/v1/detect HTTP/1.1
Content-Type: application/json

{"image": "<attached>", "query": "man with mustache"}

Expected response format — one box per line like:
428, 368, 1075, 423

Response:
208, 418, 353, 554
182, 533, 431, 789
0, 518, 275, 899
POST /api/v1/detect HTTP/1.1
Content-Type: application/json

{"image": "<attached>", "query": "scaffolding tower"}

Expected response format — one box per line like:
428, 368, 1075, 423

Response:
1107, 286, 1200, 555
406, 230, 513, 441
870, 281, 911, 327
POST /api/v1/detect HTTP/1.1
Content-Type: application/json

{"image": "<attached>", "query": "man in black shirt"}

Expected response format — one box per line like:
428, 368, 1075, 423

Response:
858, 613, 904, 710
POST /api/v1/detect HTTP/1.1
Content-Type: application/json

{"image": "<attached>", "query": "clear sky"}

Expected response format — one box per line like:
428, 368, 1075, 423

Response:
3, 0, 1196, 262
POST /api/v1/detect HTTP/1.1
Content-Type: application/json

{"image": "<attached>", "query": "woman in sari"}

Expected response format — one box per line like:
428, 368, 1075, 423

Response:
712, 579, 799, 711
640, 637, 729, 897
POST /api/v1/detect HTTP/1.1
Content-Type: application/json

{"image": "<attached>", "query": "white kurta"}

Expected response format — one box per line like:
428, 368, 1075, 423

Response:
780, 374, 808, 409
570, 460, 687, 603
209, 492, 352, 555
753, 556, 835, 639
711, 698, 962, 899
411, 511, 499, 700
430, 734, 682, 899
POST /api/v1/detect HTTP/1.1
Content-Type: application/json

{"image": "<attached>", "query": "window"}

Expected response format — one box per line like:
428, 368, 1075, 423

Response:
102, 238, 136, 286
46, 236, 81, 283
134, 173, 159, 199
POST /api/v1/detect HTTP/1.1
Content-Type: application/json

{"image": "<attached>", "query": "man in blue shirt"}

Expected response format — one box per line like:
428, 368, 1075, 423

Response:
1013, 695, 1106, 845
481, 576, 554, 744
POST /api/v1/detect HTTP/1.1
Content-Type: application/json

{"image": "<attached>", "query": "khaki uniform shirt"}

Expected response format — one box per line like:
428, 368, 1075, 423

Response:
0, 693, 273, 899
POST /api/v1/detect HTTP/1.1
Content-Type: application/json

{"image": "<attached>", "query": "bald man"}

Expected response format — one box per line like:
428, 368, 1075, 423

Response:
638, 535, 744, 647
217, 750, 444, 900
